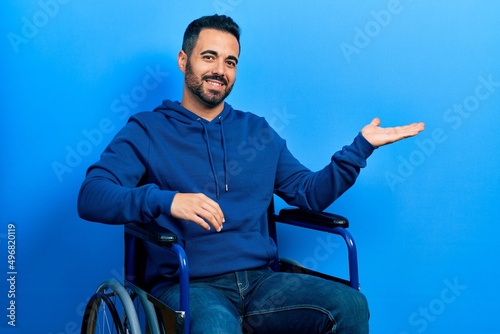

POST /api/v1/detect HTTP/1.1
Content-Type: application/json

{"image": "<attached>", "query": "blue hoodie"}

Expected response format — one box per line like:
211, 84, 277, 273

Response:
77, 100, 375, 290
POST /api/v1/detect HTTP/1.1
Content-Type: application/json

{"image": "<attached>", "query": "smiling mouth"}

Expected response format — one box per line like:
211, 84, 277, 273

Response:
204, 75, 228, 89
206, 80, 225, 88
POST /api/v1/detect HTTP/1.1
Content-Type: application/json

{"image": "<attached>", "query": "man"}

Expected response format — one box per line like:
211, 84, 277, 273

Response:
78, 15, 424, 333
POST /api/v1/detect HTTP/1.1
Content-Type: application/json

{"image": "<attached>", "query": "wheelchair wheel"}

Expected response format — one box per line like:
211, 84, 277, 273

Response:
126, 283, 163, 334
82, 291, 125, 334
82, 278, 142, 334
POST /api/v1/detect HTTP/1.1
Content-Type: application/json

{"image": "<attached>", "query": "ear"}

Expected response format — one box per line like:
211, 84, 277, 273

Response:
178, 50, 187, 73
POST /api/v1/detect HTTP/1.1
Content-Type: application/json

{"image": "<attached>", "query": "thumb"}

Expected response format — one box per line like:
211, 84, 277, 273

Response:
371, 117, 381, 127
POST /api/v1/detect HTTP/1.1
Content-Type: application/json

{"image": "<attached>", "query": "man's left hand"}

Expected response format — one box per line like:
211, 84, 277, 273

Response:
361, 118, 425, 147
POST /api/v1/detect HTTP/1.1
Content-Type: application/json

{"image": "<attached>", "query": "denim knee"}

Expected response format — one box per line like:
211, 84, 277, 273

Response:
333, 289, 370, 334
155, 283, 243, 334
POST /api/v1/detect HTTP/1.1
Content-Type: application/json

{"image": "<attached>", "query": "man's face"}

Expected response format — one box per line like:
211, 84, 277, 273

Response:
181, 29, 239, 108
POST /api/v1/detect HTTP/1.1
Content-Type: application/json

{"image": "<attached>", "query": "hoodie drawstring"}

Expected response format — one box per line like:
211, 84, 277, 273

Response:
219, 116, 229, 193
198, 117, 229, 199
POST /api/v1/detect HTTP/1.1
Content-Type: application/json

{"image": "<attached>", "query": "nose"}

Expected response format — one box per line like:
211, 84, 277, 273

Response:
211, 58, 226, 76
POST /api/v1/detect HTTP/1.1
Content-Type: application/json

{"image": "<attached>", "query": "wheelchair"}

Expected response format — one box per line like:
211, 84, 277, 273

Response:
81, 201, 360, 334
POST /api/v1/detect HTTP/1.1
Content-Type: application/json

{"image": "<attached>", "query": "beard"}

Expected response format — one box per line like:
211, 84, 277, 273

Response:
184, 60, 234, 107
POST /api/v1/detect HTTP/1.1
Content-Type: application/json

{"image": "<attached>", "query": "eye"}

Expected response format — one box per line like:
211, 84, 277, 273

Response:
203, 54, 215, 61
226, 60, 237, 68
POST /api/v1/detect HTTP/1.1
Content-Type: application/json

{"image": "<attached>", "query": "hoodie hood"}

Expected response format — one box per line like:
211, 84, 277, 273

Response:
153, 100, 231, 198
153, 99, 232, 124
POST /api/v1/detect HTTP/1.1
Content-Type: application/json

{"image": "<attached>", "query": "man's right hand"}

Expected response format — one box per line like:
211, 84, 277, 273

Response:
170, 193, 225, 232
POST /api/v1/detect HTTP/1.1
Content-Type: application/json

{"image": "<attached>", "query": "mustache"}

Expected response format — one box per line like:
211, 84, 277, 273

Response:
203, 75, 228, 86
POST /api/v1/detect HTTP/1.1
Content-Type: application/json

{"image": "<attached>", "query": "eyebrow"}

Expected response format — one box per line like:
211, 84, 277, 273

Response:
200, 50, 239, 64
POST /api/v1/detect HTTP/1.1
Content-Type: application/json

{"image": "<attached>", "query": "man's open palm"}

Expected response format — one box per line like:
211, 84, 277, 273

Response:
361, 118, 425, 147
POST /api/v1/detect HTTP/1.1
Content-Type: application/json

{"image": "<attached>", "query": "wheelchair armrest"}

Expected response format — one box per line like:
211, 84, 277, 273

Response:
125, 222, 178, 247
277, 208, 349, 228
274, 208, 360, 290
124, 222, 190, 330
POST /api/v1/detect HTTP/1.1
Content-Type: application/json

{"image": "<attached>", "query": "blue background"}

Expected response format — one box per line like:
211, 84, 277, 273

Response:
1, 1, 499, 333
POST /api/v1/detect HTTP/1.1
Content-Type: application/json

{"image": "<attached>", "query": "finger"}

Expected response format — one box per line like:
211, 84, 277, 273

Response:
204, 198, 225, 224
407, 122, 425, 130
194, 208, 222, 232
191, 215, 212, 231
185, 205, 220, 231
401, 122, 425, 135
371, 117, 381, 126
171, 193, 224, 231
195, 195, 225, 232
414, 122, 425, 131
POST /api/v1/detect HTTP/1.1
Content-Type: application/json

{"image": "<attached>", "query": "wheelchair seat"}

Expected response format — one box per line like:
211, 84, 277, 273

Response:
81, 202, 360, 334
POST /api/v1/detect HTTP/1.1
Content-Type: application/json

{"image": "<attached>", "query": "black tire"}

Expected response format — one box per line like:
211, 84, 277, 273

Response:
81, 291, 125, 334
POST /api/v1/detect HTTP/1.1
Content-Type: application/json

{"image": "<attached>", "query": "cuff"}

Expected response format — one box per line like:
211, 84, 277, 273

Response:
147, 187, 178, 219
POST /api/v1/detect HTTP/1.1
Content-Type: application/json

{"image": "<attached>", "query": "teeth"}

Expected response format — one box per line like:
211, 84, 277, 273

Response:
208, 81, 223, 87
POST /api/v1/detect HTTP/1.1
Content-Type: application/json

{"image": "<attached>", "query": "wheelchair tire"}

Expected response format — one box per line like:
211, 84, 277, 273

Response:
81, 278, 142, 334
126, 283, 163, 334
81, 291, 125, 334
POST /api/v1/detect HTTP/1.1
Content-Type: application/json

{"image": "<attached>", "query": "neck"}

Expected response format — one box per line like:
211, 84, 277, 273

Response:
180, 92, 224, 121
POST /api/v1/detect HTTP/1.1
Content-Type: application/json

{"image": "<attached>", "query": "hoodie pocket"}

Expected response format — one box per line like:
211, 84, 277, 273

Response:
183, 231, 277, 278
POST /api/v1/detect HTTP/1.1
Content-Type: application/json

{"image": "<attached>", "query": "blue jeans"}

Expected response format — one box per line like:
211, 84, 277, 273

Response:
154, 268, 369, 334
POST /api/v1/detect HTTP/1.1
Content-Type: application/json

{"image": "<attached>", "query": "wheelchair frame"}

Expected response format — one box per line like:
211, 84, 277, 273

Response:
81, 204, 360, 334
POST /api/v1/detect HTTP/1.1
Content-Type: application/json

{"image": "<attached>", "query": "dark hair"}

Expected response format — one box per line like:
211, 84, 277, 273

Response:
182, 15, 241, 57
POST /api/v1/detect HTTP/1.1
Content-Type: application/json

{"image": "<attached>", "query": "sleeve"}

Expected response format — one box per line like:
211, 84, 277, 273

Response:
77, 115, 177, 225
274, 132, 376, 211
